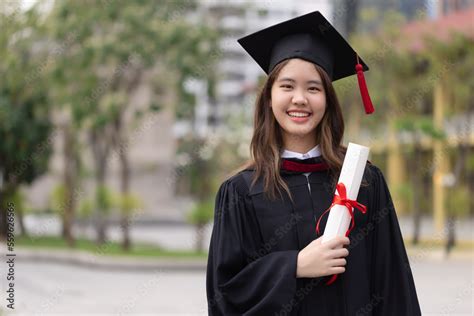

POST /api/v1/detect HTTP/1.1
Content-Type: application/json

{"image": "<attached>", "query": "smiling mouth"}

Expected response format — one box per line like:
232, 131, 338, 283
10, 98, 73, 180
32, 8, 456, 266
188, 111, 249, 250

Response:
287, 111, 311, 118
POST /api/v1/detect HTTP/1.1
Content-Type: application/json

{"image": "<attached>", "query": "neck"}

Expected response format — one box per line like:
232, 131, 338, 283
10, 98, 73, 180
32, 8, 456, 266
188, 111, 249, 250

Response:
282, 133, 318, 154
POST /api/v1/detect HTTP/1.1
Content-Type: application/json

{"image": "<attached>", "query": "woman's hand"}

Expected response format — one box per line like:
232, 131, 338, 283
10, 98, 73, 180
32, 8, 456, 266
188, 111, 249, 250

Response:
296, 236, 350, 278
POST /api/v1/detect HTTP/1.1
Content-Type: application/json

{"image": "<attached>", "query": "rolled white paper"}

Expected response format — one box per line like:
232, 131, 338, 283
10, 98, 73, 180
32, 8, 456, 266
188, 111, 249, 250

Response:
322, 142, 370, 243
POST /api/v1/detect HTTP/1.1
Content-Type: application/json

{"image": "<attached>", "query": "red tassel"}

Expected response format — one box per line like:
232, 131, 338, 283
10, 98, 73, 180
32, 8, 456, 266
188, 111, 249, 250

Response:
355, 63, 375, 114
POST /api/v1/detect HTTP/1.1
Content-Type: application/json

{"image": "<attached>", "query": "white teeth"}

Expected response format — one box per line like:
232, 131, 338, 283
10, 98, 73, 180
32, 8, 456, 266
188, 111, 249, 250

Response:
287, 112, 310, 117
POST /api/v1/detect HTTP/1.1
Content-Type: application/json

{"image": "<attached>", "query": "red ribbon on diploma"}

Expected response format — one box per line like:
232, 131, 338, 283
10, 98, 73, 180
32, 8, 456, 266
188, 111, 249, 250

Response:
315, 182, 367, 285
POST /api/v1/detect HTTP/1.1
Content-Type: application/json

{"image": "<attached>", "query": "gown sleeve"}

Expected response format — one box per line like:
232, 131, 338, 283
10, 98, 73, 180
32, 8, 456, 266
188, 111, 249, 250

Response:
368, 166, 422, 315
206, 177, 299, 315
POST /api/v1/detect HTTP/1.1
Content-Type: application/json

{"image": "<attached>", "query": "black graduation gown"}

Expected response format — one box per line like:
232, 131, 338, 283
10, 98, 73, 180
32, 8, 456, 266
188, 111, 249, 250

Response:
206, 163, 421, 315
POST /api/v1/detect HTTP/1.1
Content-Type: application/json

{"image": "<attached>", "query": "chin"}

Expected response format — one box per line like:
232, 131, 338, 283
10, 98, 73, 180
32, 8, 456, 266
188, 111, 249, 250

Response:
282, 127, 316, 139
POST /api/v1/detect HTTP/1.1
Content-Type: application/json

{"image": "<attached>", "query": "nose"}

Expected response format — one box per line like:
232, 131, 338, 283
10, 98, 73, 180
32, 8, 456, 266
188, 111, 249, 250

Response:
291, 88, 308, 105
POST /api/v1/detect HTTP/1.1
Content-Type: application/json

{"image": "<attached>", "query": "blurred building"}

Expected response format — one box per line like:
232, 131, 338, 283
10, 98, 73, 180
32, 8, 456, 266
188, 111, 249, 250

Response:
332, 0, 427, 35
178, 1, 331, 138
331, 0, 474, 36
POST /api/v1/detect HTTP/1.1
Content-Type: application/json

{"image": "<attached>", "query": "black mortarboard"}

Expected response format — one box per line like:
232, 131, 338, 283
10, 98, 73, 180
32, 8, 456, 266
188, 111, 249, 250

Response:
237, 11, 375, 114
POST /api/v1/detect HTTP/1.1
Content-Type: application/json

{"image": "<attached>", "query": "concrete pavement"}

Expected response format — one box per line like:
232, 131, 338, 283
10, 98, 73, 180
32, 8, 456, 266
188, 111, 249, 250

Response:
0, 255, 472, 315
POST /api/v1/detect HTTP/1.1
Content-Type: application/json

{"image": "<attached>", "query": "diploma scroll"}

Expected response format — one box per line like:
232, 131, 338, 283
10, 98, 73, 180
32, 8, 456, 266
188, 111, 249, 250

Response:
322, 142, 370, 243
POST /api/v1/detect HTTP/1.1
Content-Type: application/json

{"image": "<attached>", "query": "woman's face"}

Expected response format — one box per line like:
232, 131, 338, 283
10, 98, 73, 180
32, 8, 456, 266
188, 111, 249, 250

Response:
270, 58, 326, 147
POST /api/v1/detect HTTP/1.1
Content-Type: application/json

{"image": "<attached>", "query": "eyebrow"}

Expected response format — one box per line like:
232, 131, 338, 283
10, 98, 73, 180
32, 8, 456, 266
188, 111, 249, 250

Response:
277, 78, 323, 85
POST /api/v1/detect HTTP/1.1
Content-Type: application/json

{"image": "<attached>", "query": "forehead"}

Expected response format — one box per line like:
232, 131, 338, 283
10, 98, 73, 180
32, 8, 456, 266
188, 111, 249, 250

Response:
276, 58, 321, 80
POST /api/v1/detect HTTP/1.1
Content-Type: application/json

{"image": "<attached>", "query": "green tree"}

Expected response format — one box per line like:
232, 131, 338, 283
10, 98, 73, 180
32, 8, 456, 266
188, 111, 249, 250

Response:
187, 198, 214, 253
117, 192, 142, 250
0, 4, 54, 240
395, 116, 444, 244
423, 34, 474, 251
44, 0, 218, 246
355, 12, 474, 248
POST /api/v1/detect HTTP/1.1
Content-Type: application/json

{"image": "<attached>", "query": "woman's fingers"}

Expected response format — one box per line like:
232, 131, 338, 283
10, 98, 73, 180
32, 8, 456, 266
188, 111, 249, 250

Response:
340, 237, 350, 246
323, 236, 350, 249
331, 258, 347, 267
330, 266, 346, 274
330, 247, 350, 259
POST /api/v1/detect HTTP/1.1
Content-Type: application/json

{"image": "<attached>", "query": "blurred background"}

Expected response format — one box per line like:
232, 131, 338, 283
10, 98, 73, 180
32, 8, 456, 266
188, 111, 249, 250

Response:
0, 0, 472, 315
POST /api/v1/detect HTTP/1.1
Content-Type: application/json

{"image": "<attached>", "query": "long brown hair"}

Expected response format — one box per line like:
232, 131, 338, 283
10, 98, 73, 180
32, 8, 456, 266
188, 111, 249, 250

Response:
240, 58, 346, 200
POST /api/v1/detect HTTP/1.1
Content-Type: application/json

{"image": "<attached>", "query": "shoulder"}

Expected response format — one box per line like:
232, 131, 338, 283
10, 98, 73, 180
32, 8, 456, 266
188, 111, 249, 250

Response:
361, 162, 388, 195
361, 162, 394, 206
217, 169, 255, 197
363, 162, 388, 187
213, 171, 255, 215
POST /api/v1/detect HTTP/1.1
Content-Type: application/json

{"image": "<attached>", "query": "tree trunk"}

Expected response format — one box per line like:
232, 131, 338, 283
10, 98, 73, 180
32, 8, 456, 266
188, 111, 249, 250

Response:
445, 214, 456, 256
412, 206, 422, 245
111, 110, 133, 251
119, 141, 131, 251
16, 196, 27, 237
450, 140, 468, 250
95, 164, 107, 245
412, 140, 422, 245
470, 167, 474, 217
90, 128, 112, 245
195, 222, 205, 253
62, 124, 77, 247
0, 185, 15, 241
0, 188, 7, 241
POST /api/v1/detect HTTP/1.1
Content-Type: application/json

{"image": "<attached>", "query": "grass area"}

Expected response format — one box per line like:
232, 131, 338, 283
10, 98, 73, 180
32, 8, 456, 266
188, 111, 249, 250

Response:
404, 238, 474, 251
14, 235, 208, 259
10, 235, 473, 259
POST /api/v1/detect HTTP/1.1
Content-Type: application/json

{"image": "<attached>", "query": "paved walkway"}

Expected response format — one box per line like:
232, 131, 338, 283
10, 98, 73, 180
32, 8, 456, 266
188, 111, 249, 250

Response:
1, 214, 470, 315
0, 255, 472, 315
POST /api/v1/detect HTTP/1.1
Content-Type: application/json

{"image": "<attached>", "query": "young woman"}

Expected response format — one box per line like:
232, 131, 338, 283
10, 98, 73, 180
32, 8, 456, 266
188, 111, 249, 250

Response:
206, 11, 421, 316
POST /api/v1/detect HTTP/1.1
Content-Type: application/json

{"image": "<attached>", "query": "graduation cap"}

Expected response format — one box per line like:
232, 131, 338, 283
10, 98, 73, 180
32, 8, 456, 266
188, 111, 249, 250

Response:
237, 11, 374, 114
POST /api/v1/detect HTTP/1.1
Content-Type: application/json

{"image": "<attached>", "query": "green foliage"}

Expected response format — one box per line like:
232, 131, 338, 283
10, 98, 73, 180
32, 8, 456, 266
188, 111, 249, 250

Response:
43, 0, 218, 129
95, 185, 116, 213
177, 136, 216, 200
447, 186, 470, 218
9, 189, 26, 213
467, 154, 474, 172
78, 199, 94, 219
118, 193, 143, 215
0, 4, 54, 187
395, 116, 445, 139
423, 34, 474, 113
394, 181, 414, 212
51, 183, 117, 216
0, 188, 26, 216
187, 199, 214, 225
347, 10, 473, 141
50, 184, 67, 215
149, 102, 161, 112
77, 189, 142, 218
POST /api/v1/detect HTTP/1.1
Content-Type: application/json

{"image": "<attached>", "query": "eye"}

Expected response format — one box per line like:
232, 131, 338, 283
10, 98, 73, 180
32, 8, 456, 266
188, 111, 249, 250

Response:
308, 86, 321, 92
280, 84, 293, 89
